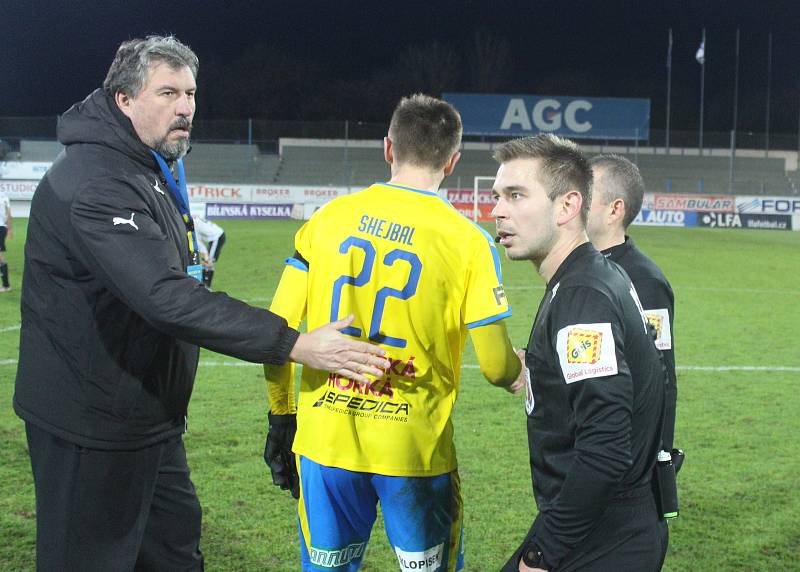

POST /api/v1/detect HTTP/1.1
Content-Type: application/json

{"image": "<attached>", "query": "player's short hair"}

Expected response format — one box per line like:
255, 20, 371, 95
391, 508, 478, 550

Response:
103, 35, 198, 98
388, 94, 462, 171
588, 154, 645, 229
494, 134, 593, 225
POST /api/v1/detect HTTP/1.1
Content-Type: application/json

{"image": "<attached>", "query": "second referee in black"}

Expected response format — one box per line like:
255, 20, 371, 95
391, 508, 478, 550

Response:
492, 135, 669, 571
586, 154, 677, 452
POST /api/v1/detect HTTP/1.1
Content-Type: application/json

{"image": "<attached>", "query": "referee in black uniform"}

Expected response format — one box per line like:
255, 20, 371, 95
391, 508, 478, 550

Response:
492, 135, 668, 571
585, 154, 677, 452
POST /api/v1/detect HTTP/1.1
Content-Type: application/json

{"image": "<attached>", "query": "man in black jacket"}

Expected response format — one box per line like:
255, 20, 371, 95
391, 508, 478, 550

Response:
586, 154, 677, 452
492, 135, 668, 571
14, 35, 387, 571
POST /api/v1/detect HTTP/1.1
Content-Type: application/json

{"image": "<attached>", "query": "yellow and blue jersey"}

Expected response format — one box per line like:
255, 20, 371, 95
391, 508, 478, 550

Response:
266, 182, 510, 476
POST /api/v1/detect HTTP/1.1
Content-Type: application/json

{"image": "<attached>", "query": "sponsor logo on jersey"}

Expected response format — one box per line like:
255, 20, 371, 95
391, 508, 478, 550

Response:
556, 323, 618, 383
313, 390, 410, 419
644, 308, 672, 350
493, 285, 507, 305
566, 328, 601, 364
647, 313, 663, 338
323, 354, 417, 400
327, 374, 396, 398
309, 542, 366, 568
395, 543, 444, 572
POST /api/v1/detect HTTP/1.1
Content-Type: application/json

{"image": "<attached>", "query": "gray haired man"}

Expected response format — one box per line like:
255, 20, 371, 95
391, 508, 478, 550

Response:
14, 36, 386, 570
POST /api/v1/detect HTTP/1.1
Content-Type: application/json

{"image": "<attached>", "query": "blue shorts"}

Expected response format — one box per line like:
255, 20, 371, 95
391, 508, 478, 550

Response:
297, 456, 464, 571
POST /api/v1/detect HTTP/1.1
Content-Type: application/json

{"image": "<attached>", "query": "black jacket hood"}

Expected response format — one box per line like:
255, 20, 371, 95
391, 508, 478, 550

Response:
16, 89, 298, 449
57, 88, 154, 169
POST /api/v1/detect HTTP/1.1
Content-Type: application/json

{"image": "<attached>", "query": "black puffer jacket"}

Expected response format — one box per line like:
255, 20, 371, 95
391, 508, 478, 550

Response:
14, 89, 298, 449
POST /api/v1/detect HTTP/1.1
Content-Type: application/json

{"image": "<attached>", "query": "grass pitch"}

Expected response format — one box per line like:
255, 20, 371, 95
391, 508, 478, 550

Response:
1, 219, 799, 570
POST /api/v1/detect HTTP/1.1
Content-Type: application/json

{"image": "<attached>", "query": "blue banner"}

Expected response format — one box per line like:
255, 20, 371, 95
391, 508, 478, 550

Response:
633, 210, 697, 227
205, 203, 293, 219
443, 93, 650, 140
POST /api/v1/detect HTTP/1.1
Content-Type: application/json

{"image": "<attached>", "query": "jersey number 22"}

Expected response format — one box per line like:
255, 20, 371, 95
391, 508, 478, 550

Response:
330, 236, 421, 348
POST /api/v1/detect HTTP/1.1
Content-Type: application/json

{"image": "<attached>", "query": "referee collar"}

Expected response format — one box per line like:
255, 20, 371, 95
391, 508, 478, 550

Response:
547, 242, 598, 289
602, 235, 635, 262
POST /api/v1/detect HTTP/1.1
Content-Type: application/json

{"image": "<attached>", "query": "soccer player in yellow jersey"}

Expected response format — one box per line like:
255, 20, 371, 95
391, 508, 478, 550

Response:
264, 94, 521, 572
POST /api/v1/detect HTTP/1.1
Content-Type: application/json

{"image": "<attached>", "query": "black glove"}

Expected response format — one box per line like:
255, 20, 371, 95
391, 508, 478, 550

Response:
264, 412, 299, 499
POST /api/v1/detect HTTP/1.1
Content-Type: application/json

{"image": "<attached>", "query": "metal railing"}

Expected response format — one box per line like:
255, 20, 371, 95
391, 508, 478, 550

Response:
2, 118, 797, 195
2, 117, 799, 153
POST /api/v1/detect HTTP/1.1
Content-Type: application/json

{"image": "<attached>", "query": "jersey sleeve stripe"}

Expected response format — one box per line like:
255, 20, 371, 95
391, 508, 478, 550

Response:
488, 242, 502, 283
471, 223, 503, 283
466, 309, 512, 329
285, 257, 309, 272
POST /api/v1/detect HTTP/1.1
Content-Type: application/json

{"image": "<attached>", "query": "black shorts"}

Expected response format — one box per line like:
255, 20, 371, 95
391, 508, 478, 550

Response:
0, 226, 6, 252
503, 496, 668, 572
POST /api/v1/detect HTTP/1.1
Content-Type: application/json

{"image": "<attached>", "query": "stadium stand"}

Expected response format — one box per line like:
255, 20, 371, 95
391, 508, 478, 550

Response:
20, 140, 63, 161
13, 138, 794, 194
15, 141, 281, 185
276, 143, 386, 187
180, 144, 279, 184
275, 141, 793, 194
630, 154, 789, 194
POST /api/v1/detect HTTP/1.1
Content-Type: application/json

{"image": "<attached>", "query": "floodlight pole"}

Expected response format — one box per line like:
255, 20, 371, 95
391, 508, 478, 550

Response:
699, 28, 706, 154
666, 28, 673, 152
765, 32, 772, 156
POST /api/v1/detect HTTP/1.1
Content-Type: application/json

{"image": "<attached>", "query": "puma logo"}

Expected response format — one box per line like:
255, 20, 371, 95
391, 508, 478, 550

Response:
153, 179, 165, 196
112, 213, 139, 230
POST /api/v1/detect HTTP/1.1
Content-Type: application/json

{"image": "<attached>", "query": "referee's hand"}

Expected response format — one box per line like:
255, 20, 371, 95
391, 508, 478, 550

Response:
289, 315, 389, 384
505, 349, 528, 394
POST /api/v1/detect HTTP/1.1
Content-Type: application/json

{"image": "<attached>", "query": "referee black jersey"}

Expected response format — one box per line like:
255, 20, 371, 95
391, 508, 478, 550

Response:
521, 243, 665, 569
603, 236, 676, 450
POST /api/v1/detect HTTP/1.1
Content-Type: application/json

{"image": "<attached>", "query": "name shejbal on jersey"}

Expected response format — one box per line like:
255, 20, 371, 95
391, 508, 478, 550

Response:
358, 215, 416, 246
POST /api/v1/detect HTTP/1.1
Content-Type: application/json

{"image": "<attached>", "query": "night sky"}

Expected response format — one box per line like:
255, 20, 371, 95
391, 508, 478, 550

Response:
3, 1, 800, 134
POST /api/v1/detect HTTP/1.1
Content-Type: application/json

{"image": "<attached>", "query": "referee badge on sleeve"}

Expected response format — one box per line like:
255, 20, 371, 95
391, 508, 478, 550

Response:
556, 323, 618, 383
524, 366, 534, 415
644, 308, 672, 350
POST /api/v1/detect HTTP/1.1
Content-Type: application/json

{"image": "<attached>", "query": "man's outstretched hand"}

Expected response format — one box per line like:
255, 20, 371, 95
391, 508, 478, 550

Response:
289, 315, 389, 383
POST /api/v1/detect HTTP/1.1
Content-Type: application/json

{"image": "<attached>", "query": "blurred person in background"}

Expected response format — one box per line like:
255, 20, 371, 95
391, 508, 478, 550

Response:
0, 187, 12, 291
193, 215, 226, 288
586, 154, 678, 455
